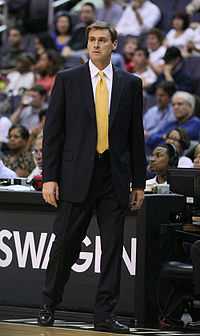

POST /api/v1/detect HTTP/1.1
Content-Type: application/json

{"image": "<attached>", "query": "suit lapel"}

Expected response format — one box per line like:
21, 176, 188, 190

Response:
82, 62, 96, 120
81, 63, 124, 125
109, 66, 124, 130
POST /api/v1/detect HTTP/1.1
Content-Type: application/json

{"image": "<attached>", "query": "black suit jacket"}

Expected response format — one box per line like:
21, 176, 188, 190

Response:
43, 62, 146, 207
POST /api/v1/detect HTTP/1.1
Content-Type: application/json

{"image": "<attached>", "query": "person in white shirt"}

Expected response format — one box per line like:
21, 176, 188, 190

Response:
165, 127, 193, 168
6, 53, 35, 96
186, 24, 200, 55
28, 132, 43, 181
146, 28, 166, 75
133, 47, 157, 89
0, 159, 17, 178
186, 0, 200, 16
0, 116, 12, 143
146, 143, 178, 188
165, 12, 194, 54
116, 0, 161, 37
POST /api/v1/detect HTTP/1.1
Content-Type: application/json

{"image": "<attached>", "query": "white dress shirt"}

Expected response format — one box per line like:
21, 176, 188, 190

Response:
89, 59, 113, 112
116, 0, 161, 36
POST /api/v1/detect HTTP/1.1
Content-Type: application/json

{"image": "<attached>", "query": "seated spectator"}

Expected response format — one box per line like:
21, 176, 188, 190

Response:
146, 28, 166, 75
144, 81, 176, 139
27, 108, 46, 149
6, 53, 35, 96
186, 0, 200, 16
149, 46, 194, 94
0, 116, 12, 144
186, 24, 200, 55
62, 3, 96, 58
10, 85, 47, 130
0, 157, 17, 178
28, 132, 43, 181
192, 143, 200, 168
146, 143, 178, 187
51, 11, 72, 53
111, 52, 125, 69
165, 12, 194, 54
34, 33, 57, 59
165, 128, 193, 168
0, 26, 27, 70
97, 0, 123, 26
2, 124, 35, 177
116, 0, 161, 37
146, 91, 200, 150
122, 36, 139, 72
34, 49, 62, 93
133, 47, 157, 90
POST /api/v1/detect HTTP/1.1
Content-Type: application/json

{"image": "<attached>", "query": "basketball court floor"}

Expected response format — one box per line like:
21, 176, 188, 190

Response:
0, 320, 199, 336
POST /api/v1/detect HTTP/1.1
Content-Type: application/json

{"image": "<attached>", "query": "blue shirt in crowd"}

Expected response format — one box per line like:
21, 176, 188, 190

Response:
143, 103, 175, 136
146, 115, 200, 150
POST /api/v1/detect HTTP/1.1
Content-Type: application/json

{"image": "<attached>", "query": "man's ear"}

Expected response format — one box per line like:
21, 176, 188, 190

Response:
112, 40, 118, 51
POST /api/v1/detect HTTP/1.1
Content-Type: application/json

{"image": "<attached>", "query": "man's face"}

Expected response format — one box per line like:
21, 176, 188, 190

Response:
150, 147, 169, 174
8, 29, 22, 47
165, 130, 181, 154
172, 96, 192, 121
29, 91, 44, 108
156, 88, 170, 109
133, 50, 147, 67
87, 28, 117, 66
80, 5, 95, 24
147, 34, 160, 50
33, 138, 43, 169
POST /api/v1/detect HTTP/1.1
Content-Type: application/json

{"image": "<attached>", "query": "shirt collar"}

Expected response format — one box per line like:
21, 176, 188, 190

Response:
89, 59, 113, 80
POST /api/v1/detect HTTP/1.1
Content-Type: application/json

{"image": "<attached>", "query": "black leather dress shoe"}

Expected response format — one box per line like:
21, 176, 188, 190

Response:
94, 318, 130, 334
37, 304, 55, 326
186, 320, 200, 331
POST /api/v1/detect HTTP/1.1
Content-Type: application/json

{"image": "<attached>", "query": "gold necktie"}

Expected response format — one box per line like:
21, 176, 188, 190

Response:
95, 71, 109, 154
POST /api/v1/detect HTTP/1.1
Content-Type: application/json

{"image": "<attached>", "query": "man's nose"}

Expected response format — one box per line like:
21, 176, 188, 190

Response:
94, 40, 99, 48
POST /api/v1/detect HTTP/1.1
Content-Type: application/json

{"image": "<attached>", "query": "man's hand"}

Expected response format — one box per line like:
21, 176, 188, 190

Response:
42, 182, 59, 208
129, 189, 144, 211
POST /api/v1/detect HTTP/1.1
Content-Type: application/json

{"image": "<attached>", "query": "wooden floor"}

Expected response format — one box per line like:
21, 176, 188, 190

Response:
0, 322, 124, 336
0, 322, 196, 336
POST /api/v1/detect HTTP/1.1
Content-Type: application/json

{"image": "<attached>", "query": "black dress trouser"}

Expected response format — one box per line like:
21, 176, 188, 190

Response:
42, 152, 126, 322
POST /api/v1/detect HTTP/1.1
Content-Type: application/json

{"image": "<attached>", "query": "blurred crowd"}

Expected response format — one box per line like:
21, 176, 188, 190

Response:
0, 0, 200, 187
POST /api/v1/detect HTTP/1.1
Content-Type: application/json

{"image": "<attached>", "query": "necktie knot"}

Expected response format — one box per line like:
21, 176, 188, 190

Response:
98, 71, 105, 80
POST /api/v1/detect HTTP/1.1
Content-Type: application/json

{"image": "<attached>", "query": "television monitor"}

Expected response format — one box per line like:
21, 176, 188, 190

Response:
167, 168, 200, 207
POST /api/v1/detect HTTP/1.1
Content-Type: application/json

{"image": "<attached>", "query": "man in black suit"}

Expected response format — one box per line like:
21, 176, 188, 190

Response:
38, 21, 146, 333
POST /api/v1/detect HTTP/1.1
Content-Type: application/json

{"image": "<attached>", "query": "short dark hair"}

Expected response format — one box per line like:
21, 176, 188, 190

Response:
156, 81, 176, 97
173, 12, 190, 30
163, 46, 182, 63
8, 25, 24, 35
87, 21, 117, 43
82, 2, 96, 12
159, 143, 179, 168
36, 32, 57, 51
31, 85, 47, 97
135, 47, 149, 59
148, 28, 164, 44
9, 124, 29, 141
